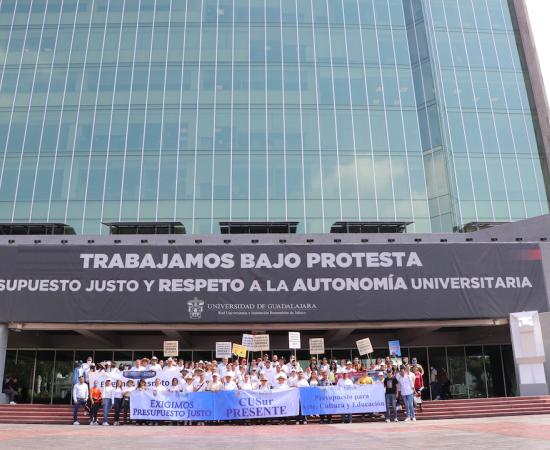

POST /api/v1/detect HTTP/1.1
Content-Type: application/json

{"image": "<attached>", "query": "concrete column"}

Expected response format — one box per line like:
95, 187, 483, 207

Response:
510, 311, 548, 396
0, 324, 7, 403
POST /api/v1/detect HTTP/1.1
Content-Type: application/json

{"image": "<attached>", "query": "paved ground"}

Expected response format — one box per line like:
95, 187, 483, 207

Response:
0, 415, 549, 449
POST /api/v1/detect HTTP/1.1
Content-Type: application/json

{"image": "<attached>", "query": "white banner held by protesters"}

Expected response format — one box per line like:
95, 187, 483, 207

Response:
89, 369, 182, 389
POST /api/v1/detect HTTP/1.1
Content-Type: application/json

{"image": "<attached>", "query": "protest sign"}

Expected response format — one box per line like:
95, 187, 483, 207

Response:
356, 337, 373, 356
242, 334, 255, 349
288, 332, 301, 349
309, 338, 325, 355
253, 334, 270, 351
163, 341, 179, 357
388, 340, 401, 357
215, 342, 232, 359
232, 343, 247, 358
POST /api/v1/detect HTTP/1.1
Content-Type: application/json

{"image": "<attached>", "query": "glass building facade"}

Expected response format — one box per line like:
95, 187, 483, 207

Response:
0, 0, 547, 234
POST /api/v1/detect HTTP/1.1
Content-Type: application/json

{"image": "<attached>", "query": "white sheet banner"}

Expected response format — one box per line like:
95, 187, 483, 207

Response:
89, 368, 182, 389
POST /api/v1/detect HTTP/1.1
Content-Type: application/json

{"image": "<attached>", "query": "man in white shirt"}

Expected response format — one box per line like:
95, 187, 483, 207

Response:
223, 373, 238, 391
287, 368, 299, 388
72, 376, 89, 425
149, 356, 162, 371
260, 360, 275, 386
102, 379, 115, 426
396, 365, 416, 422
337, 372, 354, 424
272, 373, 290, 391
217, 357, 229, 377
81, 357, 93, 383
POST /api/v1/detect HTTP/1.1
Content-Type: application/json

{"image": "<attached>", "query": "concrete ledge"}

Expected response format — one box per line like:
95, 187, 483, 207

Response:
519, 383, 549, 396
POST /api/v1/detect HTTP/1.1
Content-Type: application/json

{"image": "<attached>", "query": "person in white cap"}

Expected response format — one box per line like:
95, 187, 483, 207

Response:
194, 371, 208, 392
102, 379, 115, 426
338, 372, 354, 424
149, 356, 162, 371
272, 373, 290, 391
223, 372, 238, 391
164, 358, 179, 374
182, 374, 195, 393
208, 373, 223, 392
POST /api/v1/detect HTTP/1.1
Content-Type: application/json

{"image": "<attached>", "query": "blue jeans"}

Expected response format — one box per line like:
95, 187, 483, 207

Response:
385, 393, 397, 420
72, 399, 86, 422
103, 398, 113, 424
113, 398, 122, 422
403, 394, 415, 419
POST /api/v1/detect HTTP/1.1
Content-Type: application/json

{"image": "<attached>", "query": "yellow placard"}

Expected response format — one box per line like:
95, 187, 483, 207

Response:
232, 343, 247, 358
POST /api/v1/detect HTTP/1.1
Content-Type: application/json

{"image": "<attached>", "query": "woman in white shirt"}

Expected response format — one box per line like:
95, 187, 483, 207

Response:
152, 378, 166, 396
113, 380, 124, 426
239, 373, 253, 390
121, 379, 135, 424
168, 377, 181, 392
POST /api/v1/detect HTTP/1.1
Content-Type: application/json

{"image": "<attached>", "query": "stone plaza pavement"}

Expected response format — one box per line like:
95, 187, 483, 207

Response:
0, 415, 549, 449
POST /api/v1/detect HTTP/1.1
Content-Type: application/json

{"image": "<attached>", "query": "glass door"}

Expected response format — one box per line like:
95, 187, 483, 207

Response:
465, 346, 487, 398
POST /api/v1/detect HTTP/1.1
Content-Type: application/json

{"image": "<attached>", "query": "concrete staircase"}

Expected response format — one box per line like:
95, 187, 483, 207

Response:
1, 396, 550, 425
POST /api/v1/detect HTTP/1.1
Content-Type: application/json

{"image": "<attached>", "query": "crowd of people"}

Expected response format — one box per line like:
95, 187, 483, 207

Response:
72, 354, 428, 426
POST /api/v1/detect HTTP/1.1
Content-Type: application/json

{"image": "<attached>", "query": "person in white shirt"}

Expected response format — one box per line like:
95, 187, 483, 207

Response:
168, 377, 181, 393
217, 357, 229, 377
296, 370, 309, 388
239, 373, 253, 390
152, 378, 166, 396
257, 375, 270, 391
81, 357, 93, 383
337, 372, 354, 424
250, 368, 259, 389
223, 373, 238, 391
102, 379, 115, 426
272, 373, 290, 391
121, 379, 135, 424
72, 376, 89, 425
112, 380, 124, 426
149, 356, 162, 372
287, 368, 299, 388
194, 372, 209, 392
163, 357, 177, 372
182, 374, 195, 393
208, 373, 223, 392
260, 360, 275, 386
131, 359, 142, 371
337, 359, 348, 374
396, 365, 416, 422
